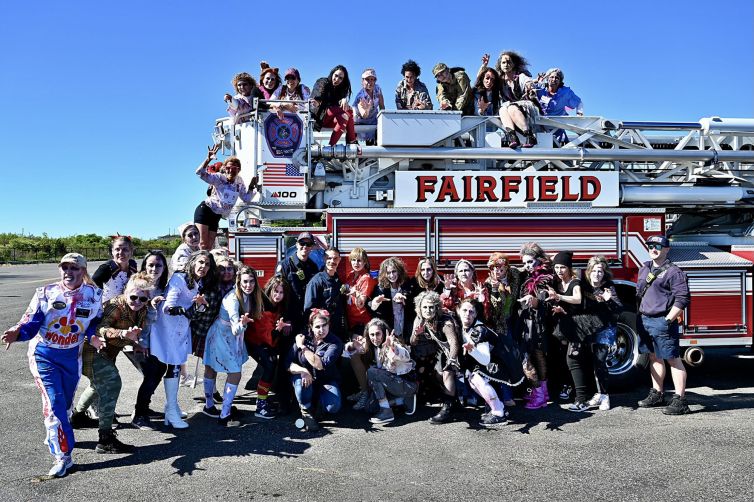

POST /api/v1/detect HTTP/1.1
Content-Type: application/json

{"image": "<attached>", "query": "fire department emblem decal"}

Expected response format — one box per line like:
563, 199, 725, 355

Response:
264, 113, 303, 158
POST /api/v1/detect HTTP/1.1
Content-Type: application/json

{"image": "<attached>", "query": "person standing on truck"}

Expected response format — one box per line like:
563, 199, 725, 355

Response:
194, 144, 259, 252
636, 235, 691, 415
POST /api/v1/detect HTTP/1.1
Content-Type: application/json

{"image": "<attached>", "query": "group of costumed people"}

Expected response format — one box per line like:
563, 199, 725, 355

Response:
4, 236, 637, 479
4, 52, 694, 480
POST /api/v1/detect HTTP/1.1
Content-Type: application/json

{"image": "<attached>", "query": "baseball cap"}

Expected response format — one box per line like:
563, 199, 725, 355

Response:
645, 235, 669, 248
432, 63, 449, 77
284, 67, 300, 80
297, 231, 314, 244
361, 69, 377, 80
59, 253, 87, 268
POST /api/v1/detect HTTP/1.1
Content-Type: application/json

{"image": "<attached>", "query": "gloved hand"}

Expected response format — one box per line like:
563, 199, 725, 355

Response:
167, 306, 188, 317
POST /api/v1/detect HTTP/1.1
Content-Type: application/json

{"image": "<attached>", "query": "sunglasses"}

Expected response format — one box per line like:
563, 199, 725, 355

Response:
298, 241, 314, 247
129, 295, 149, 303
647, 243, 664, 251
60, 264, 81, 272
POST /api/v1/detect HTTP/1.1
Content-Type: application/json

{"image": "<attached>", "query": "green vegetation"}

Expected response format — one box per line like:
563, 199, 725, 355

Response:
0, 233, 181, 263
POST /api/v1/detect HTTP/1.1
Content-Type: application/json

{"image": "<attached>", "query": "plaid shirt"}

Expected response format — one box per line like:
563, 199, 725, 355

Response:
189, 286, 224, 339
82, 296, 148, 373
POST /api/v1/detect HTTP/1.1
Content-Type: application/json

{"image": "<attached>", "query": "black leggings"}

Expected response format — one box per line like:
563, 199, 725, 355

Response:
566, 343, 610, 402
248, 344, 277, 383
125, 353, 168, 417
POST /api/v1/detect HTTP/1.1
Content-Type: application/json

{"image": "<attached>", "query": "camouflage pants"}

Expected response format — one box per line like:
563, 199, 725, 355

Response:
78, 353, 122, 431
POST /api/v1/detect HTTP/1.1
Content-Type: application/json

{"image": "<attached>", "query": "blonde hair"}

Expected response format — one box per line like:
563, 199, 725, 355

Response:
348, 247, 370, 272
125, 273, 155, 296
585, 255, 612, 283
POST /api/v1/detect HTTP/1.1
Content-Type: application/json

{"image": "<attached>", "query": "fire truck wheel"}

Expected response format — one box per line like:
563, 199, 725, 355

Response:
607, 311, 649, 389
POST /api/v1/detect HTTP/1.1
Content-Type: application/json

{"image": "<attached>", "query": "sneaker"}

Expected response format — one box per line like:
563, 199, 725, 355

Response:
300, 408, 319, 432
568, 401, 589, 412
369, 407, 395, 424
95, 430, 135, 454
202, 405, 221, 418
404, 392, 417, 416
180, 374, 195, 387
599, 395, 611, 411
479, 412, 507, 426
663, 394, 691, 415
48, 455, 74, 478
70, 410, 98, 429
347, 390, 365, 403
353, 391, 370, 411
638, 388, 666, 408
131, 415, 153, 430
86, 404, 100, 420
219, 412, 241, 427
587, 393, 603, 407
559, 385, 573, 401
254, 400, 276, 420
213, 391, 224, 404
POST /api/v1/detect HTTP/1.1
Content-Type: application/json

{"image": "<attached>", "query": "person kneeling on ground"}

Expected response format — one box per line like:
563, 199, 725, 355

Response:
287, 309, 343, 431
358, 318, 419, 424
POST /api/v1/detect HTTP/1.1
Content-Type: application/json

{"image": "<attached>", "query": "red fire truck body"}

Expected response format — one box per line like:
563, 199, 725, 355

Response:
214, 108, 754, 385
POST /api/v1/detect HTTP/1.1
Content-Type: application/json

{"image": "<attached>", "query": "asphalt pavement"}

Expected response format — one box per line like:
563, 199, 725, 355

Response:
0, 262, 753, 501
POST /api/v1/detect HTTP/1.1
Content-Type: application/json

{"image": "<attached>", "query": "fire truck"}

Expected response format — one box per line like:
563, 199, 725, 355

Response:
212, 104, 754, 387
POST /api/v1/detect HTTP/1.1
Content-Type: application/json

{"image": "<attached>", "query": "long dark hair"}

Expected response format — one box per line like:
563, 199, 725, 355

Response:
263, 275, 290, 315
496, 51, 531, 76
140, 250, 169, 290
474, 66, 502, 105
326, 65, 352, 100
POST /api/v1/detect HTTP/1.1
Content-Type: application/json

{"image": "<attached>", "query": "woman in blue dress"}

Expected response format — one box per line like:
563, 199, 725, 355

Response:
202, 265, 262, 426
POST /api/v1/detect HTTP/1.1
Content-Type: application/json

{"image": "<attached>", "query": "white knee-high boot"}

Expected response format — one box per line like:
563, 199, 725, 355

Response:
163, 378, 188, 429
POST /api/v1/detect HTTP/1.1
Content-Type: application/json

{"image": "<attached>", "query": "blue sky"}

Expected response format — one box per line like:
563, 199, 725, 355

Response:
1, 0, 751, 238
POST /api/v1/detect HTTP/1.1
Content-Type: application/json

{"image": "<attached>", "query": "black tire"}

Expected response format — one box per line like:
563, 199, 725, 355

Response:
607, 311, 649, 390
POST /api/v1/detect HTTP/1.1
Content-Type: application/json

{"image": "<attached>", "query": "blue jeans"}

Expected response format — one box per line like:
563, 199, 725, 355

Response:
291, 375, 341, 414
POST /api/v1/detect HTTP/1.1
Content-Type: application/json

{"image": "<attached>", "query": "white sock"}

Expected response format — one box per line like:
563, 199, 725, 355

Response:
204, 378, 216, 408
378, 399, 390, 409
220, 383, 238, 418
394, 397, 404, 405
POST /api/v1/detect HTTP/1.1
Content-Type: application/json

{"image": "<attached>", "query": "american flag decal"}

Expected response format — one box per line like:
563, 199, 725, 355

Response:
262, 163, 305, 187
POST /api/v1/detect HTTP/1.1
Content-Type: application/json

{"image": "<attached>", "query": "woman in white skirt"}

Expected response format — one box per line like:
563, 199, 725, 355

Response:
202, 265, 262, 426
151, 250, 217, 428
